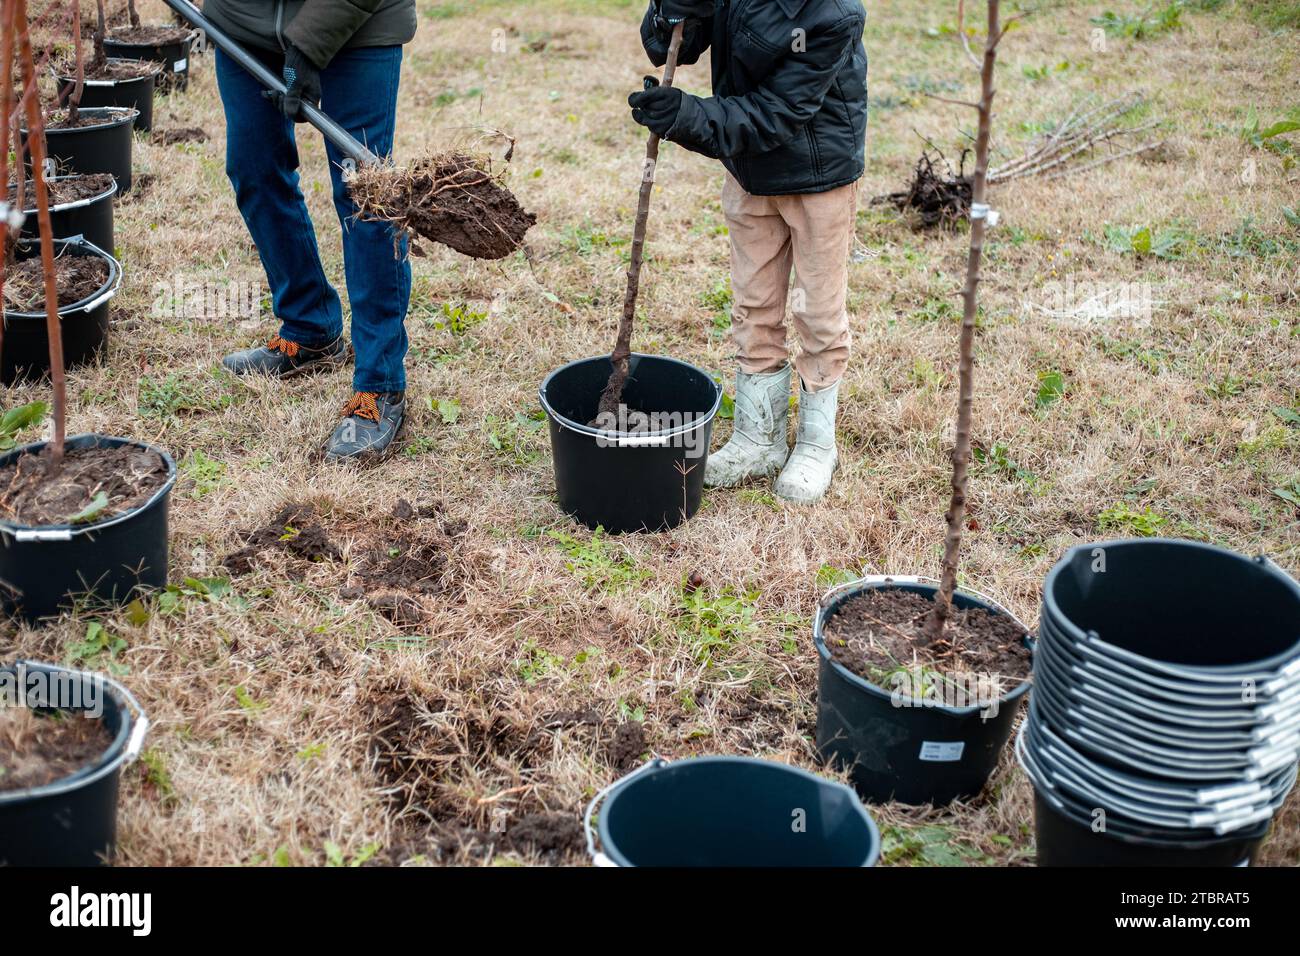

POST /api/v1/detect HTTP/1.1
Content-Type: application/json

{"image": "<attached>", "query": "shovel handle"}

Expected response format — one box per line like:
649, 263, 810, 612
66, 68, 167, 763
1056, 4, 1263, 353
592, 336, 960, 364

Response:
160, 0, 382, 167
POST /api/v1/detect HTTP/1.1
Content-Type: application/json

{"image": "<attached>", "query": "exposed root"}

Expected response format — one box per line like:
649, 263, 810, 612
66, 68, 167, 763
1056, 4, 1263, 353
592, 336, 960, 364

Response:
348, 152, 536, 261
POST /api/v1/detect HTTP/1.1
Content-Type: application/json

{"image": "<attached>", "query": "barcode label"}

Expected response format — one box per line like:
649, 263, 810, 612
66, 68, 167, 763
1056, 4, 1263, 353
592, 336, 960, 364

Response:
919, 741, 965, 762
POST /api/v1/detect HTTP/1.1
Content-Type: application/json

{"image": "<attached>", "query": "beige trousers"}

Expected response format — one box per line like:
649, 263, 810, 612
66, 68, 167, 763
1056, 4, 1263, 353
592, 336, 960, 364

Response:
721, 172, 858, 392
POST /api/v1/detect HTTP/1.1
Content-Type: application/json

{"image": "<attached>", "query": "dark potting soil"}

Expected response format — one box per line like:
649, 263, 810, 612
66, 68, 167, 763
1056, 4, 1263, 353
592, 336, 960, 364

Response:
9, 172, 114, 207
45, 109, 128, 130
2, 254, 110, 312
153, 126, 208, 145
0, 706, 114, 792
824, 588, 1032, 694
59, 58, 159, 81
0, 444, 169, 528
348, 153, 536, 260
108, 24, 192, 45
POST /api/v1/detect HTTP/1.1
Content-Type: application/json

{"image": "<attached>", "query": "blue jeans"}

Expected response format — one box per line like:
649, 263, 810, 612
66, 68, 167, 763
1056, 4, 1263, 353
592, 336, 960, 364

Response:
216, 45, 412, 393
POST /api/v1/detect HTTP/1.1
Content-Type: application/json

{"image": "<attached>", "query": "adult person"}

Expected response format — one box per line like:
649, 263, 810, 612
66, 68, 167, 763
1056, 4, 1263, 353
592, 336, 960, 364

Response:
205, 0, 416, 460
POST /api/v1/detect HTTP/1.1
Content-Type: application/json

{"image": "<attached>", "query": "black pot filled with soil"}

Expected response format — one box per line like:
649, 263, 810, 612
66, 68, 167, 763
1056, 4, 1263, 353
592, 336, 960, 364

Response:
0, 435, 176, 623
22, 106, 138, 193
814, 575, 1033, 805
539, 353, 721, 533
14, 173, 118, 254
0, 660, 149, 866
103, 25, 196, 92
56, 59, 161, 131
2, 236, 121, 385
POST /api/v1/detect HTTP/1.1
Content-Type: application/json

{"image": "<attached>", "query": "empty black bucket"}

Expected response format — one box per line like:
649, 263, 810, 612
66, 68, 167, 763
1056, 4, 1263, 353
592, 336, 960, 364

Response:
539, 354, 721, 533
0, 661, 149, 866
104, 29, 196, 92
588, 757, 880, 866
2, 237, 120, 385
18, 175, 117, 258
56, 61, 159, 131
1043, 539, 1300, 674
815, 576, 1032, 805
1032, 790, 1269, 867
23, 107, 138, 193
0, 435, 176, 623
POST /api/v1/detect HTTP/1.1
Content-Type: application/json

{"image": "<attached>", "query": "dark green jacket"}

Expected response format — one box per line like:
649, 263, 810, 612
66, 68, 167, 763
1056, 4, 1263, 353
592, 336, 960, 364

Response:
202, 0, 417, 67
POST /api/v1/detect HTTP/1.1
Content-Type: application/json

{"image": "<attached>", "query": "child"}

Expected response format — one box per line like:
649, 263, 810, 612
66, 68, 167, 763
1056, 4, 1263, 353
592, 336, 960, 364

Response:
631, 0, 867, 503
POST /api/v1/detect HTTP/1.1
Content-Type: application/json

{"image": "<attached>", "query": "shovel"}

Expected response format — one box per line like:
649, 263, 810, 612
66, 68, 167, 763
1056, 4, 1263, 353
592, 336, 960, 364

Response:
158, 0, 533, 258
159, 0, 379, 167
597, 19, 686, 418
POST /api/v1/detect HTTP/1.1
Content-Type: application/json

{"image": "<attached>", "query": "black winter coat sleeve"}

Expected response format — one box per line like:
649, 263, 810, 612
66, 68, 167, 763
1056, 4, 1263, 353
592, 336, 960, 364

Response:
666, 12, 862, 159
639, 2, 713, 67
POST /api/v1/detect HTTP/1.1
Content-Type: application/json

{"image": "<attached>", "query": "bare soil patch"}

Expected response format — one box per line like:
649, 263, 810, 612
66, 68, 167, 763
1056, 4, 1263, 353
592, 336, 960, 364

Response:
8, 172, 115, 207
107, 25, 191, 45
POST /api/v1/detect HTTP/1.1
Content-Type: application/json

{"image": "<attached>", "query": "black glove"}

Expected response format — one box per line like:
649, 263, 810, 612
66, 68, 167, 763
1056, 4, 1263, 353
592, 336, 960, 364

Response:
656, 0, 714, 21
266, 44, 321, 122
628, 77, 684, 138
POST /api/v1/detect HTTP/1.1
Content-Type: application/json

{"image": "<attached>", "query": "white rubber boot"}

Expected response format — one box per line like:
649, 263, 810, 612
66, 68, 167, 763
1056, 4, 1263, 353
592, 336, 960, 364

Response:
704, 365, 792, 488
774, 379, 840, 505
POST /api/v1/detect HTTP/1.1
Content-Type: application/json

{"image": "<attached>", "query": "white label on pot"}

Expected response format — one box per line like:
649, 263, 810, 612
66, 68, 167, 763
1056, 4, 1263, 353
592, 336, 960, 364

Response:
174, 58, 188, 72
919, 740, 965, 762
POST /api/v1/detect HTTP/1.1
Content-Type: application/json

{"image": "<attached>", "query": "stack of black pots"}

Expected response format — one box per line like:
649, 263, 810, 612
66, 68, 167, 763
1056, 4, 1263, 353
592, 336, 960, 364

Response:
1020, 538, 1300, 865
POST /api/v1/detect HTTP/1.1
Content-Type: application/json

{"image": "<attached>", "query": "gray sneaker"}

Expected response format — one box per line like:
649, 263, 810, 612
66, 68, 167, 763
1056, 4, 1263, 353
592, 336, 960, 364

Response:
324, 391, 406, 462
222, 335, 349, 378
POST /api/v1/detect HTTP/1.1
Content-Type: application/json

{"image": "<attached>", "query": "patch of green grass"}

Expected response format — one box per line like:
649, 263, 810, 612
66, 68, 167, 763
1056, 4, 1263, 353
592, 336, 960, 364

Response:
677, 583, 759, 666
515, 639, 566, 684
66, 621, 128, 674
1097, 501, 1167, 536
432, 301, 488, 336
485, 409, 546, 464
1243, 0, 1300, 28
181, 449, 228, 498
1101, 223, 1190, 260
1091, 2, 1186, 39
881, 824, 993, 866
548, 527, 650, 592
700, 277, 733, 337
138, 370, 232, 419
1034, 369, 1066, 410
973, 442, 1038, 487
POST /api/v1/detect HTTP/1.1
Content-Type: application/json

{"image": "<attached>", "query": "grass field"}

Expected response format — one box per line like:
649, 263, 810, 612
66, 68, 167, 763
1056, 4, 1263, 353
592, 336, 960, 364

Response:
5, 0, 1299, 865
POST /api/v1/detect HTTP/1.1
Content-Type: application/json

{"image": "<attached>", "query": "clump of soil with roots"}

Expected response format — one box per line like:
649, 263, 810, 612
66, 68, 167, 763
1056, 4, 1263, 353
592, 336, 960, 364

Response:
348, 152, 536, 261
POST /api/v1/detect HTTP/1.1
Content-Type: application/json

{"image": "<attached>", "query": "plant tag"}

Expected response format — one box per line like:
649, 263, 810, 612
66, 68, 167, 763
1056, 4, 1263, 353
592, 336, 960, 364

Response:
174, 58, 188, 72
919, 740, 965, 762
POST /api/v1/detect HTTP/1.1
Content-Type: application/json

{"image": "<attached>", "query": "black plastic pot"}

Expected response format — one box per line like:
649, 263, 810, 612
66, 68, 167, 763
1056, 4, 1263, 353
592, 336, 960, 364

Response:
0, 435, 176, 623
1033, 791, 1268, 867
0, 661, 148, 866
587, 757, 880, 867
814, 576, 1032, 805
23, 106, 138, 193
539, 354, 721, 533
2, 236, 121, 385
1043, 538, 1300, 675
18, 174, 117, 254
104, 29, 196, 92
56, 60, 159, 131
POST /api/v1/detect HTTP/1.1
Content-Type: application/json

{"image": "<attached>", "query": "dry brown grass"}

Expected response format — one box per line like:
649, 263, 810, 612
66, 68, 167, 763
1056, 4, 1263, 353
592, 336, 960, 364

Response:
2, 0, 1298, 866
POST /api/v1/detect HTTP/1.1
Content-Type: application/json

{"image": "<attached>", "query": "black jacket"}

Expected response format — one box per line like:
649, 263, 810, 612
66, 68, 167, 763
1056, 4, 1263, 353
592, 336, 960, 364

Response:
641, 0, 867, 196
